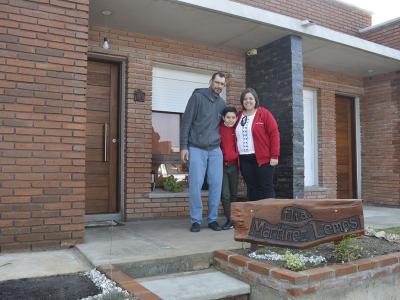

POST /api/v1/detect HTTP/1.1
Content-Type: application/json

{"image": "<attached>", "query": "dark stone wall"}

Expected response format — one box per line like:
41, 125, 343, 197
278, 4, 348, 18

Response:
246, 35, 304, 198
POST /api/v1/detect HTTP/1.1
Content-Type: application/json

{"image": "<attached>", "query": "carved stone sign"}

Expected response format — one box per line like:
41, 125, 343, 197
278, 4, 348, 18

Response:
231, 199, 364, 249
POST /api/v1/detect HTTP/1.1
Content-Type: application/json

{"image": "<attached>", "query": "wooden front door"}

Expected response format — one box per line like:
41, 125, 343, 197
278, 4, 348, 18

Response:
335, 95, 356, 199
85, 60, 119, 214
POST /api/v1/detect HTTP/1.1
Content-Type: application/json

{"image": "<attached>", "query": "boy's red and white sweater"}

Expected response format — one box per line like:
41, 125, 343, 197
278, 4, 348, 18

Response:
220, 122, 239, 164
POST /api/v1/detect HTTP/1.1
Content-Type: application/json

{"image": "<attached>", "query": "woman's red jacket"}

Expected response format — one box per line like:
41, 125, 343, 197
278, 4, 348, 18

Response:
236, 107, 280, 166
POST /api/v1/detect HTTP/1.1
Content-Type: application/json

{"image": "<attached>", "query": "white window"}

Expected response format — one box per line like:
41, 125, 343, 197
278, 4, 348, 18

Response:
303, 89, 318, 186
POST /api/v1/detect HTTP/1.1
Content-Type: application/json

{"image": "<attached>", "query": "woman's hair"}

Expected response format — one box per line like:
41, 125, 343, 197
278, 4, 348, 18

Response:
222, 106, 237, 117
240, 88, 259, 110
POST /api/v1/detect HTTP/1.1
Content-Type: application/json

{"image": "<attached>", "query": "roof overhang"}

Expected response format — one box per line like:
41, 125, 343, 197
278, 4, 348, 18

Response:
89, 0, 400, 77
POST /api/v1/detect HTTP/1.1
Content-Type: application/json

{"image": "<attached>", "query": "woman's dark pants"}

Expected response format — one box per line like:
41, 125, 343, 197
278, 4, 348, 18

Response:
239, 154, 275, 201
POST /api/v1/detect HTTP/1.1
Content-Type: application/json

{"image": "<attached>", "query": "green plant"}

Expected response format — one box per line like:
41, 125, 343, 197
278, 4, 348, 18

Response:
333, 236, 360, 262
283, 250, 306, 271
162, 175, 184, 192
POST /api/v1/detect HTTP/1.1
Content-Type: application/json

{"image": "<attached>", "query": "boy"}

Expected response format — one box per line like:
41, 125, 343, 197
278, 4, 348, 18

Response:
220, 106, 239, 230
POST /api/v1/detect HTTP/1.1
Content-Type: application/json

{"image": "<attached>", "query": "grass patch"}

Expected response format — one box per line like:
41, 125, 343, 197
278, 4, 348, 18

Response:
375, 227, 400, 235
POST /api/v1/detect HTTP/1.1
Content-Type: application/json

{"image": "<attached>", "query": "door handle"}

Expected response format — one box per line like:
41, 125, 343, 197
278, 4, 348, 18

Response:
104, 123, 108, 162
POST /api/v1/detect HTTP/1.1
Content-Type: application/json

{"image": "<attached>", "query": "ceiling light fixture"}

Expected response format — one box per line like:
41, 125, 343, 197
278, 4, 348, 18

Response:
102, 37, 110, 49
367, 69, 374, 79
101, 10, 112, 16
246, 48, 258, 56
301, 19, 315, 27
101, 10, 112, 50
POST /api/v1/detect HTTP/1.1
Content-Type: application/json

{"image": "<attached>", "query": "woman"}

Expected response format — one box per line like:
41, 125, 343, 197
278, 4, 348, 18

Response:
235, 88, 280, 200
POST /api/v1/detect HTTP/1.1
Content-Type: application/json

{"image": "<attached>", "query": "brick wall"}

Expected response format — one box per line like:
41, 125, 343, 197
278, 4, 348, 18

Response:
88, 26, 246, 219
304, 66, 364, 199
361, 72, 400, 206
233, 0, 371, 36
360, 19, 400, 50
0, 0, 89, 252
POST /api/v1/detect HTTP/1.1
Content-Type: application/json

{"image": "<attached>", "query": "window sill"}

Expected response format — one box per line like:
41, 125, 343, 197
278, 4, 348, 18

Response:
149, 188, 208, 199
304, 186, 328, 193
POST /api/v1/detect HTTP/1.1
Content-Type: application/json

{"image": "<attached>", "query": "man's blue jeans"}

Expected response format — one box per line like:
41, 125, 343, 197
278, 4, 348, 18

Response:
188, 146, 223, 224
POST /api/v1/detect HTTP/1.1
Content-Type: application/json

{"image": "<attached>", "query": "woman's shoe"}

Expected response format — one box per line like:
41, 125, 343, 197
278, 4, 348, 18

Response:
222, 220, 234, 230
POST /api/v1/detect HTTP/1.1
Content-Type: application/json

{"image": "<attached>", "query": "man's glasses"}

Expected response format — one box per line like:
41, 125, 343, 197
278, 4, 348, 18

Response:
213, 81, 226, 87
240, 116, 248, 126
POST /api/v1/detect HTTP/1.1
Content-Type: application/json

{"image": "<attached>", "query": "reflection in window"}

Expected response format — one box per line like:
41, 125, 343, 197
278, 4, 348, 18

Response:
154, 163, 188, 189
152, 112, 188, 189
152, 112, 180, 154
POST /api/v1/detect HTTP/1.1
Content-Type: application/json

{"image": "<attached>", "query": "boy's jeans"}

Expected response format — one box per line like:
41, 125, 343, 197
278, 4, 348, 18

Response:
188, 146, 223, 224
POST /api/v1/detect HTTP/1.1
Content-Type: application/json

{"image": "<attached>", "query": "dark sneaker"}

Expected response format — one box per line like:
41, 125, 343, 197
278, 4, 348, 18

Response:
190, 222, 200, 232
208, 221, 222, 231
222, 220, 234, 230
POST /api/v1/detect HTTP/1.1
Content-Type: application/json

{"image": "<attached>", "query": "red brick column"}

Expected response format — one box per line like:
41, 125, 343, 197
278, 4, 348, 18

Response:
0, 0, 89, 252
317, 89, 337, 198
125, 55, 153, 217
361, 72, 400, 206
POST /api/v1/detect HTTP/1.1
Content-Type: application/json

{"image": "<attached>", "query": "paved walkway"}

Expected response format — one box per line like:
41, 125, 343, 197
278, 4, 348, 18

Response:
76, 217, 245, 266
0, 248, 91, 282
363, 205, 400, 229
0, 205, 399, 282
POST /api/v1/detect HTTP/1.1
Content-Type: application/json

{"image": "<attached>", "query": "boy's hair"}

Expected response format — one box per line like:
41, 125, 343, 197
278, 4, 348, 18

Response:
222, 106, 237, 117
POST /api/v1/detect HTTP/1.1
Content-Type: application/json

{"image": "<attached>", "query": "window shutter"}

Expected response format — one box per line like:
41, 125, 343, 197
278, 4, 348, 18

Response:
152, 66, 226, 113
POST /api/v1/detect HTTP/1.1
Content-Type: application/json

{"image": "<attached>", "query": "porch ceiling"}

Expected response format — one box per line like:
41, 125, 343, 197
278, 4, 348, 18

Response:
89, 0, 400, 77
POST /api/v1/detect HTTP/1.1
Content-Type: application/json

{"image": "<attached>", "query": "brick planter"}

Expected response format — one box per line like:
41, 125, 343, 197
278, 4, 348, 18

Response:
213, 250, 400, 299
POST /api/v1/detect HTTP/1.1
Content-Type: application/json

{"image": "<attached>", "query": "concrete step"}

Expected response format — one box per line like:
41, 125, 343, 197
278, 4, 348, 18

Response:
137, 268, 250, 300
116, 252, 212, 278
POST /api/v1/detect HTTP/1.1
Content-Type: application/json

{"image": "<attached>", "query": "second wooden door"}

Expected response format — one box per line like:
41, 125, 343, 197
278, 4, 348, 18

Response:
335, 95, 356, 199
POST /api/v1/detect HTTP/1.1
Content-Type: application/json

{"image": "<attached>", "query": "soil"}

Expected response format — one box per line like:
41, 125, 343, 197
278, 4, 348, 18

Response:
236, 236, 400, 270
0, 273, 101, 300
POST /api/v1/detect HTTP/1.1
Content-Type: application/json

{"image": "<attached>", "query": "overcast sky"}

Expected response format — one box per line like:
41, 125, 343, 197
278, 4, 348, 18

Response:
341, 0, 400, 25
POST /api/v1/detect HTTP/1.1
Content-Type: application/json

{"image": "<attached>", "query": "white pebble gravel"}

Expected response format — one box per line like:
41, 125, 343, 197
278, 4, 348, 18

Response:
366, 227, 400, 242
249, 251, 327, 265
80, 269, 134, 300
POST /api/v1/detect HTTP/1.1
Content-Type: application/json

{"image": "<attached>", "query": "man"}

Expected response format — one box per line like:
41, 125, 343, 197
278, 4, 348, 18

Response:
180, 72, 227, 232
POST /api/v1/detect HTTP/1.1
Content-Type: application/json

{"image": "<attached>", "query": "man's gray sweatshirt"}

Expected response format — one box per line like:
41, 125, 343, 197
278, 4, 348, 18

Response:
180, 87, 226, 150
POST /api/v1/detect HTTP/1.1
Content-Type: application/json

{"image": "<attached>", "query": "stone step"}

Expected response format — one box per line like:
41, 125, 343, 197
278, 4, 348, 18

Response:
137, 269, 250, 300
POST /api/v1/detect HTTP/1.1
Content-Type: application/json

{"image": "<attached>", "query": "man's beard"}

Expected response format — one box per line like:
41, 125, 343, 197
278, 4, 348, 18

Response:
212, 87, 221, 95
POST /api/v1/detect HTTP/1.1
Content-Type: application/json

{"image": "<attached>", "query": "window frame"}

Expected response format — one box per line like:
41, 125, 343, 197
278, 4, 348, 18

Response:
303, 89, 319, 187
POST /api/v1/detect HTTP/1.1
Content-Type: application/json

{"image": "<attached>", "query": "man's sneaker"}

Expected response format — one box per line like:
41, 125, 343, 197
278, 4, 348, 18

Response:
190, 222, 201, 232
222, 220, 234, 230
208, 221, 222, 231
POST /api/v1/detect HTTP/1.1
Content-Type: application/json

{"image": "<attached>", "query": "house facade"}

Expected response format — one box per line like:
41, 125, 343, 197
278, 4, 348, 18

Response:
0, 0, 399, 252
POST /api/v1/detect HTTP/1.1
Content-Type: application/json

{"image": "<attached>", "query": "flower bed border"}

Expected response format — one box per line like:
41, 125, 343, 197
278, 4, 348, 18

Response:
98, 265, 162, 300
213, 250, 400, 298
